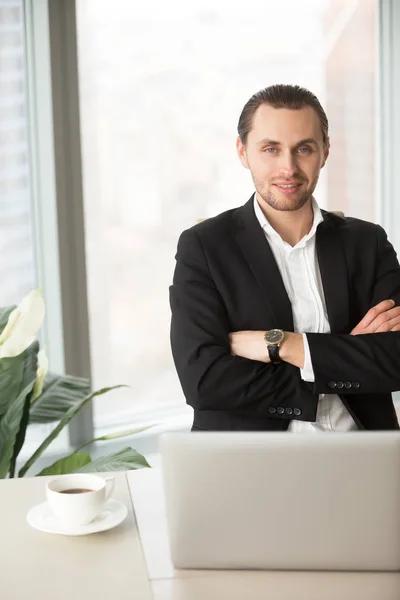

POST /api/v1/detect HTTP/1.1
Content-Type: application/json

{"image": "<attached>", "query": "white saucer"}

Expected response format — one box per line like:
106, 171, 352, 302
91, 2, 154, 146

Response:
27, 498, 128, 536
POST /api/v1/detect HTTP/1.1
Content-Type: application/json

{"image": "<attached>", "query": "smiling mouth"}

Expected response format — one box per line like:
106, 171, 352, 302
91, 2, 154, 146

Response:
275, 183, 301, 188
274, 183, 302, 193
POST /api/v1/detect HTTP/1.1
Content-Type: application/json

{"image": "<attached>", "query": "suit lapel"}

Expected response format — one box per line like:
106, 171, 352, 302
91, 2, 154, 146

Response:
234, 197, 294, 331
233, 198, 350, 334
316, 212, 350, 333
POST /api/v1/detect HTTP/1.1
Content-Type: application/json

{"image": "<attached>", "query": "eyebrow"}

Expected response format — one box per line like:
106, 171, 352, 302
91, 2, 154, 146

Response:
257, 138, 319, 147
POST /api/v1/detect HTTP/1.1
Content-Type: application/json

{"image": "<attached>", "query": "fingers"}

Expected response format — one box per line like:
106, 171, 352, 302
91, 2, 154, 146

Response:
375, 313, 400, 332
351, 299, 399, 335
360, 299, 395, 329
368, 306, 400, 332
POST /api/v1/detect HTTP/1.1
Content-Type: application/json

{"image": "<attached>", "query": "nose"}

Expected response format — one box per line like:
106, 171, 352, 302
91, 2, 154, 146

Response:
278, 151, 298, 178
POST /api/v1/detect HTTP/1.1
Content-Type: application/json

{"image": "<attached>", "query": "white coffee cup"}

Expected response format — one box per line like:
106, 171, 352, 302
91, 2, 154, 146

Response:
46, 474, 115, 526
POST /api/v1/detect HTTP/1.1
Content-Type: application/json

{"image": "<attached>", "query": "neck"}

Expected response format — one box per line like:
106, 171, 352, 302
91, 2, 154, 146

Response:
256, 193, 314, 246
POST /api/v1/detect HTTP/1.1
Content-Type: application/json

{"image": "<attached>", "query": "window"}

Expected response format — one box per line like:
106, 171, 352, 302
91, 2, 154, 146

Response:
0, 0, 36, 306
76, 0, 377, 429
0, 0, 70, 460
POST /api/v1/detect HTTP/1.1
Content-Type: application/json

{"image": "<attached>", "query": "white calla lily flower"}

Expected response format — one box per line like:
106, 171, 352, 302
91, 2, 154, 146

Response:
0, 289, 45, 358
31, 349, 49, 403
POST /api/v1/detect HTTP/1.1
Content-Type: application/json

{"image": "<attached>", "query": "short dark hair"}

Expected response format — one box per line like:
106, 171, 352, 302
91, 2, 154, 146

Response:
237, 84, 329, 147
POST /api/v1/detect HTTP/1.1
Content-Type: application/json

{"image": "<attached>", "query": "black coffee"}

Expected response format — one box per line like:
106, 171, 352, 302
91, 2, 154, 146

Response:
60, 488, 93, 494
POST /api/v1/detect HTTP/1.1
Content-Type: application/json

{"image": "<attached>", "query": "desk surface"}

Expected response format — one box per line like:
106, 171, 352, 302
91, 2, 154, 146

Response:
1, 469, 399, 600
0, 472, 152, 600
129, 467, 400, 600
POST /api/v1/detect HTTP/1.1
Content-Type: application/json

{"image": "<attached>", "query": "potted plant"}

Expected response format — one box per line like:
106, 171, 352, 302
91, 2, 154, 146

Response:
0, 290, 151, 478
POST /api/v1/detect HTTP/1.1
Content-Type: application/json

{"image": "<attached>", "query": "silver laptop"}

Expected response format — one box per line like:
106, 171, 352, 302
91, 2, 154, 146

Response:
159, 431, 400, 571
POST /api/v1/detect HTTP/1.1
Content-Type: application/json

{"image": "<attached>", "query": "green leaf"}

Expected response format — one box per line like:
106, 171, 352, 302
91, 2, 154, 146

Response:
97, 426, 155, 441
76, 447, 151, 473
36, 452, 92, 477
9, 341, 40, 477
0, 353, 25, 421
0, 305, 15, 336
18, 385, 126, 477
29, 372, 91, 423
0, 342, 38, 478
74, 425, 155, 453
9, 388, 34, 479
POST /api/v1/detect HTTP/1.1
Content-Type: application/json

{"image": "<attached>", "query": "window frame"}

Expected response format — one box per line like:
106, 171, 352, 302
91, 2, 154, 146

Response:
24, 0, 93, 447
377, 0, 400, 403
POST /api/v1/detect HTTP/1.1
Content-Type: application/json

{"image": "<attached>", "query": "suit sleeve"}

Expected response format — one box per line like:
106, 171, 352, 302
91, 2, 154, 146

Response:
307, 225, 400, 394
170, 228, 317, 420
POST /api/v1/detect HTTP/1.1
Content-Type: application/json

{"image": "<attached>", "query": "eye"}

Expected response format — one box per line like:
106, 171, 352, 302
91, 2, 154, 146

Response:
263, 147, 278, 153
298, 146, 311, 154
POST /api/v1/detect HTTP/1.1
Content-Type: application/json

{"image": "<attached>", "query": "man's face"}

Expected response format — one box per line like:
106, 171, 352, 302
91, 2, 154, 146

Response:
236, 104, 330, 212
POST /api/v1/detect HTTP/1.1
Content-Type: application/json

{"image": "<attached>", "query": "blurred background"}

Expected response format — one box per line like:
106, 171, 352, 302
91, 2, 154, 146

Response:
0, 0, 398, 455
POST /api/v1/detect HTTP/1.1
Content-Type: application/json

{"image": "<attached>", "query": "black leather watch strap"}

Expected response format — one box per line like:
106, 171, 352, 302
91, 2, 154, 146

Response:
267, 344, 282, 364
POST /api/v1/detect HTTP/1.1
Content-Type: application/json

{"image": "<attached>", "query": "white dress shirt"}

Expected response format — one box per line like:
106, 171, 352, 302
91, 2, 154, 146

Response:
253, 196, 358, 432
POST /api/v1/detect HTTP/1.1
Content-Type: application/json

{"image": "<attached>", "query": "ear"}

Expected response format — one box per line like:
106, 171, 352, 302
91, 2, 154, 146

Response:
236, 136, 249, 169
321, 138, 330, 168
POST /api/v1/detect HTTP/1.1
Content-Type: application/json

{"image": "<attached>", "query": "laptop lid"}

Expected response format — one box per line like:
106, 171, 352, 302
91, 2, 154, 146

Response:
160, 431, 400, 571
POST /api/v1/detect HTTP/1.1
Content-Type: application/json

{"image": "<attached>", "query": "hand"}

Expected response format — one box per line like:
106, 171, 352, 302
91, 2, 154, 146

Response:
351, 299, 400, 335
229, 331, 269, 363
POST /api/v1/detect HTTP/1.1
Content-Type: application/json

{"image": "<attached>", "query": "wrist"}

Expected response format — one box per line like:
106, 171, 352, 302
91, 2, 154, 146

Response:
279, 332, 305, 368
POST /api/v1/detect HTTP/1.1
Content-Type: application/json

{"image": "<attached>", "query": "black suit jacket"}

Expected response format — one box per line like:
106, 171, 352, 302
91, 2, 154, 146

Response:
170, 196, 400, 431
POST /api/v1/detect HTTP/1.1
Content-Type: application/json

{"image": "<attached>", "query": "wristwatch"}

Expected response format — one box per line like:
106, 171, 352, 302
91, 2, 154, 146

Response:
264, 329, 285, 364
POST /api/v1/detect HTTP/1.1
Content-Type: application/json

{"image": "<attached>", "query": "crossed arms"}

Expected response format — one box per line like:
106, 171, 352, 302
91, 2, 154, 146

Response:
170, 224, 400, 417
230, 298, 400, 368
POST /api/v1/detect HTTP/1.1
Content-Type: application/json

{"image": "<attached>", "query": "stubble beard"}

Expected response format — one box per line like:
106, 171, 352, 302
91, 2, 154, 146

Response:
256, 176, 319, 213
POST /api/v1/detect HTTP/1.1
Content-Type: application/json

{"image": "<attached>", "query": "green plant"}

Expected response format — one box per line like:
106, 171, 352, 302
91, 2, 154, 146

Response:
0, 291, 151, 478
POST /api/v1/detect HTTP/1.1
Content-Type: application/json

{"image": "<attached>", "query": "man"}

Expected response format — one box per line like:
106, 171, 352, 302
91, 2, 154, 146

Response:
170, 84, 400, 432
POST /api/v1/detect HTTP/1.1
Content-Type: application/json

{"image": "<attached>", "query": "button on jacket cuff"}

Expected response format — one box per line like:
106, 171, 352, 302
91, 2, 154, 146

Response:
300, 333, 315, 382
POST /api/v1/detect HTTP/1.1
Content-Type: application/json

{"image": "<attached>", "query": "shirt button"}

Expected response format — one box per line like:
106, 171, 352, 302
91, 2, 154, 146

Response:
336, 381, 344, 389
293, 408, 302, 416
285, 407, 293, 415
352, 382, 360, 389
344, 381, 352, 389
268, 407, 277, 414
277, 407, 285, 414
328, 381, 337, 389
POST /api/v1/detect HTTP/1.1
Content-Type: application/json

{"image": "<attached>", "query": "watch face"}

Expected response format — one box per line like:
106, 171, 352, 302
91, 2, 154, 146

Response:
265, 329, 284, 344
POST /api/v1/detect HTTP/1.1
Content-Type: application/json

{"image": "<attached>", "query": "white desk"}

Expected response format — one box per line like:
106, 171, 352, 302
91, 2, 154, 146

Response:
0, 473, 152, 600
128, 467, 400, 600
1, 469, 399, 599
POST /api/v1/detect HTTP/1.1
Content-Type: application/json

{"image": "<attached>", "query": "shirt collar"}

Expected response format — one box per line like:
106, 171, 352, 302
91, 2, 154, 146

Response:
253, 194, 324, 247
